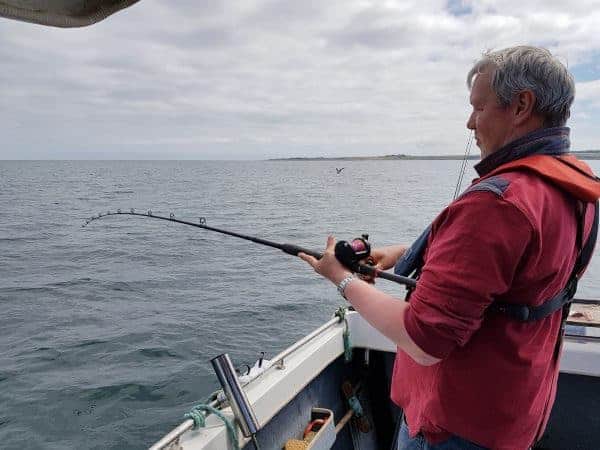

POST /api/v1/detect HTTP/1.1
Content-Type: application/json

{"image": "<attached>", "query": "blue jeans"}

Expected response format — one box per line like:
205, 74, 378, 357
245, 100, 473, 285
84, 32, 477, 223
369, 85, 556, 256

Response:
393, 416, 487, 450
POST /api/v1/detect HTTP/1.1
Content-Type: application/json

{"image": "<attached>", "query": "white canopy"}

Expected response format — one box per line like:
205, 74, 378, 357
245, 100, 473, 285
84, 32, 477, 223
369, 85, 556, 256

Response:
0, 0, 140, 27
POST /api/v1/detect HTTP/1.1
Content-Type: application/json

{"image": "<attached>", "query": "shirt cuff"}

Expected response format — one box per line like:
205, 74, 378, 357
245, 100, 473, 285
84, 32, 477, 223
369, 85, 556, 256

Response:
404, 304, 456, 360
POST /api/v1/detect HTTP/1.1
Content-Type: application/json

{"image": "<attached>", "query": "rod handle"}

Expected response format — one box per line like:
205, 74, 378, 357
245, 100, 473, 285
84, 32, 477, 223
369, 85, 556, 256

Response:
283, 244, 417, 288
281, 243, 322, 259
369, 269, 417, 288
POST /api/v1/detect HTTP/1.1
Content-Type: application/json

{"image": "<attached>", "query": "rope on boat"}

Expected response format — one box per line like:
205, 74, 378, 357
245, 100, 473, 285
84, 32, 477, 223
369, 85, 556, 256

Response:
347, 395, 364, 417
184, 403, 240, 450
179, 309, 351, 448
335, 307, 353, 363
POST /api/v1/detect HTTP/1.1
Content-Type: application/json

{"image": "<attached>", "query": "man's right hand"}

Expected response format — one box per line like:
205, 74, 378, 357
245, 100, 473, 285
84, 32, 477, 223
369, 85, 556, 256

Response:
358, 244, 408, 283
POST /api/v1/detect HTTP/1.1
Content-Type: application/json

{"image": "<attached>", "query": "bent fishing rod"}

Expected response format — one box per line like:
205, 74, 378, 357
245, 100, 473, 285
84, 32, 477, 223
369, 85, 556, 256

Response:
82, 209, 417, 288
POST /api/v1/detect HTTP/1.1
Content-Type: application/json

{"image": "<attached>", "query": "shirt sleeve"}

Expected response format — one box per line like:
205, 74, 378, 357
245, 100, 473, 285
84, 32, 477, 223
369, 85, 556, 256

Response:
404, 192, 534, 359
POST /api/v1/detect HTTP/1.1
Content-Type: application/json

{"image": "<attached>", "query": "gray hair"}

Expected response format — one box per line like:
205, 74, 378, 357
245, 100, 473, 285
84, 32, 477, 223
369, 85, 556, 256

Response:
467, 46, 575, 127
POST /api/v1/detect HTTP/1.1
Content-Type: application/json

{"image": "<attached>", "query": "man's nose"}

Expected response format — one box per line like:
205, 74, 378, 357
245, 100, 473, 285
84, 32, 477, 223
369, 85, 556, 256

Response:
466, 112, 475, 130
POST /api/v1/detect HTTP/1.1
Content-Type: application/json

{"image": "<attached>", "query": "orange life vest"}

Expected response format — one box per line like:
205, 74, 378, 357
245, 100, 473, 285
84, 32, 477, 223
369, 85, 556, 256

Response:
484, 154, 600, 202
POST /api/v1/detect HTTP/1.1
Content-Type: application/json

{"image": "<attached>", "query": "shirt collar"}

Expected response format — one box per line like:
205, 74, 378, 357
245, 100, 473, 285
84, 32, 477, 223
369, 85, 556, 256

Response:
474, 127, 571, 177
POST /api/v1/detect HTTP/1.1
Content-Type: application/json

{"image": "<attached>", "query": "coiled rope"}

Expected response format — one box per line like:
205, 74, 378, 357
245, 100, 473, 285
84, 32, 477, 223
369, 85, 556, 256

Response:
185, 403, 240, 450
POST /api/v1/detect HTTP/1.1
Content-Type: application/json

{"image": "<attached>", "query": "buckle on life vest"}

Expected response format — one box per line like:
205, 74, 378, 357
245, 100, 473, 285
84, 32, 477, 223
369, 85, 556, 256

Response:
496, 304, 530, 321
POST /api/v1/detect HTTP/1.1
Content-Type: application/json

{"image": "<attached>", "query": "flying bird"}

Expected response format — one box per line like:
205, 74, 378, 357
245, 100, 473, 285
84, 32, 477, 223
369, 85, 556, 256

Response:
336, 167, 345, 174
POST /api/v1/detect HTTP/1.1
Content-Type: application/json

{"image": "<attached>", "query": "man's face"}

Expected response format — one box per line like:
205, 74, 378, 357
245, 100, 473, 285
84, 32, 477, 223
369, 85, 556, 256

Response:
466, 72, 516, 159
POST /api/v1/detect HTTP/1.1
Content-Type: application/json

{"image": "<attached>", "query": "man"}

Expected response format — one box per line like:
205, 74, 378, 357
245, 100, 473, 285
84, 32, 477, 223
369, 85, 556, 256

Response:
299, 46, 600, 450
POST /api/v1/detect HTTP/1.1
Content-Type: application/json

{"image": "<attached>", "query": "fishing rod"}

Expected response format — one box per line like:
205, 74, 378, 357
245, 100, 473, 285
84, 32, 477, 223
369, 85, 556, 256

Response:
82, 209, 417, 288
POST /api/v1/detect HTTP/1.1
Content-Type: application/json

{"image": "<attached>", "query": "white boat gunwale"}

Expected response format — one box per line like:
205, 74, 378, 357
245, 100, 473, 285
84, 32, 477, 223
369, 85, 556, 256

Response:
151, 299, 600, 450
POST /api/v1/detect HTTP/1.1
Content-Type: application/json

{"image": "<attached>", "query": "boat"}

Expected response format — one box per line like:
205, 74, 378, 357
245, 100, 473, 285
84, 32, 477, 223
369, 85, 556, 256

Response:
3, 4, 599, 450
148, 301, 600, 450
0, 0, 140, 28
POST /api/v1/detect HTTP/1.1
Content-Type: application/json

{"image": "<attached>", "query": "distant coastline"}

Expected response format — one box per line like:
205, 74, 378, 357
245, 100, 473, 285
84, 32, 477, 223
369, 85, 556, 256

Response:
269, 150, 600, 161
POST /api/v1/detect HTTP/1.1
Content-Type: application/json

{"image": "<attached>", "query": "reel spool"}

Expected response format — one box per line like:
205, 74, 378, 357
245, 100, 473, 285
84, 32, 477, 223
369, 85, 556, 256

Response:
334, 234, 372, 270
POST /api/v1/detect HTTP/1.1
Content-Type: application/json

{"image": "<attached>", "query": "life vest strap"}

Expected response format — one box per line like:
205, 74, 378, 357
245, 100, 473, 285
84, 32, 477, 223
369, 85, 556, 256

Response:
489, 279, 577, 322
489, 201, 598, 322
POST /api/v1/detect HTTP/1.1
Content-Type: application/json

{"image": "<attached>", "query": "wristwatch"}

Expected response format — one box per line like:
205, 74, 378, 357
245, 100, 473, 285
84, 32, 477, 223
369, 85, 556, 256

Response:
337, 275, 356, 299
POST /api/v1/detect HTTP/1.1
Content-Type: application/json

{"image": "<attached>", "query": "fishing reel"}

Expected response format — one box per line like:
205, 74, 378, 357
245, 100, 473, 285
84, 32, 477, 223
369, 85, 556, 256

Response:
335, 234, 373, 270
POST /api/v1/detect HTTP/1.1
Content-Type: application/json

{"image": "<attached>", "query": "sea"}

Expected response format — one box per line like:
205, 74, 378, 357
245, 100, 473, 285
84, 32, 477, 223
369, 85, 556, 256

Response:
2, 160, 600, 450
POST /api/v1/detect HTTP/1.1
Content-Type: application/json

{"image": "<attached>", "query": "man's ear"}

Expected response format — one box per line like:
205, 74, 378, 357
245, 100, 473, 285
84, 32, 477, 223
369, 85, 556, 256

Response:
514, 90, 536, 126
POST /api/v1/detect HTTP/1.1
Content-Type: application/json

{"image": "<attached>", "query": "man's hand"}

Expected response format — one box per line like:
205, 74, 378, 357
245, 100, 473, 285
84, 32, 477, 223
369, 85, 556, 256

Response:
298, 236, 352, 285
357, 245, 409, 283
372, 245, 409, 270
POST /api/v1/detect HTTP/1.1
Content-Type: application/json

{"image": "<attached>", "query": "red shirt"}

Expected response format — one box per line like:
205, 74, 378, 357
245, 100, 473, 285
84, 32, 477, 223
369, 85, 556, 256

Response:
391, 170, 594, 450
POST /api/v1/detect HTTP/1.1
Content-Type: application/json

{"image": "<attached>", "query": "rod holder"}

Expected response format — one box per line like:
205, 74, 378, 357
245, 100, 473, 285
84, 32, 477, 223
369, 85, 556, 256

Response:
211, 353, 260, 438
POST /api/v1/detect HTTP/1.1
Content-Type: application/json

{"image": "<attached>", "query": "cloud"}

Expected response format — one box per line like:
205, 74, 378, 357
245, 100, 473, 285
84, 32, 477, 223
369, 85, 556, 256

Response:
1, 0, 600, 159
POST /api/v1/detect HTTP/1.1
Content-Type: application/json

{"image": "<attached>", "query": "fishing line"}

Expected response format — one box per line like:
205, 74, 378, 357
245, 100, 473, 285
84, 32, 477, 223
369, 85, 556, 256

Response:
452, 130, 474, 201
83, 209, 417, 288
452, 131, 473, 200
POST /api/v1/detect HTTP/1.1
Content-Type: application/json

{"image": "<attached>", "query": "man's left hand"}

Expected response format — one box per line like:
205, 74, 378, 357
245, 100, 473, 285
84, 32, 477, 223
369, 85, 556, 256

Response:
298, 235, 352, 285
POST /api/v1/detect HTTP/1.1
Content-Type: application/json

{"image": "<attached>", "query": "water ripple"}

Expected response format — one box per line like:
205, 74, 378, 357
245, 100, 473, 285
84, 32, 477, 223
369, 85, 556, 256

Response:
83, 382, 167, 402
138, 348, 182, 359
3, 160, 599, 450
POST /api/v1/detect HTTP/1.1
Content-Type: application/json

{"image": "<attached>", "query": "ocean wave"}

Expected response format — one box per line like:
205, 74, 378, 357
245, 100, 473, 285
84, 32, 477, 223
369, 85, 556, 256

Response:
0, 278, 95, 295
71, 339, 108, 349
83, 382, 166, 402
0, 236, 49, 243
49, 277, 93, 288
138, 347, 182, 359
104, 281, 140, 292
0, 286, 52, 294
30, 346, 62, 362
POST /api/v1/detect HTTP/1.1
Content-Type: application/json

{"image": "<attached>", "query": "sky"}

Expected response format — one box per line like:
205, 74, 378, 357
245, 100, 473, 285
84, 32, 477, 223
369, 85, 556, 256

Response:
1, 0, 600, 160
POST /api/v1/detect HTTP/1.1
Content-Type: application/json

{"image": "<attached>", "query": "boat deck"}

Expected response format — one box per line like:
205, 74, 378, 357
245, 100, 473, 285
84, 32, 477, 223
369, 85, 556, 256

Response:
238, 349, 600, 450
569, 302, 600, 327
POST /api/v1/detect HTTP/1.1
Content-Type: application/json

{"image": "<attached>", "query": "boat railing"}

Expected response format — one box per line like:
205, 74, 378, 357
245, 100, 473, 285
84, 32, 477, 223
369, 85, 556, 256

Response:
148, 316, 343, 450
150, 298, 600, 450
